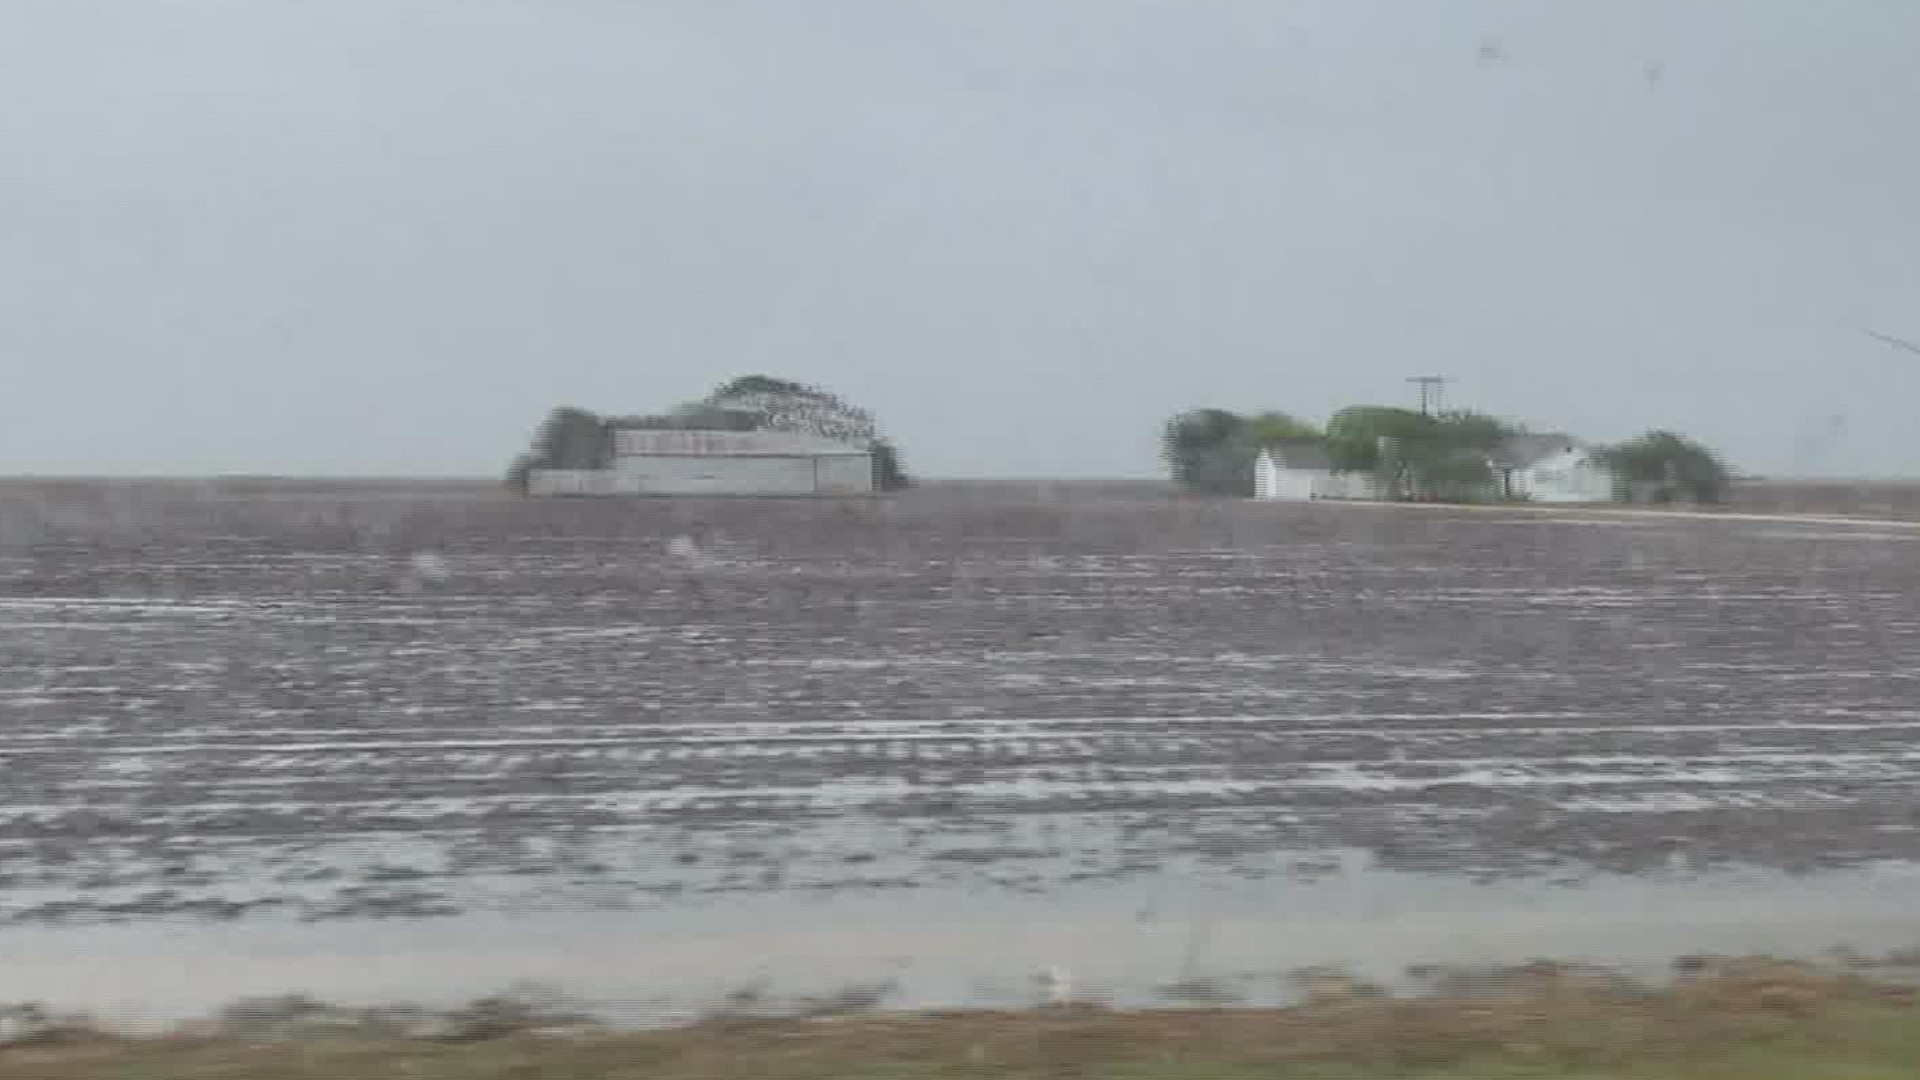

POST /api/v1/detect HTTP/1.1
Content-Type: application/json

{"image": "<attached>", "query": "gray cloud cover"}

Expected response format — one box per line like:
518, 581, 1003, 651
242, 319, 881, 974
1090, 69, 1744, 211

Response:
3, 0, 1917, 477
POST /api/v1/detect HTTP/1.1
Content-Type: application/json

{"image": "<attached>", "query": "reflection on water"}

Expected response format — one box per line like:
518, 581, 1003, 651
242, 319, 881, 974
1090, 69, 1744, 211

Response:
7, 857, 1920, 1028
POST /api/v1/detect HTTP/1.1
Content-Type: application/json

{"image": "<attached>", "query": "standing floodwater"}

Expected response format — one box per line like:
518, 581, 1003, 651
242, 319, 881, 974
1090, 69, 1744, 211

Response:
2, 479, 1920, 1020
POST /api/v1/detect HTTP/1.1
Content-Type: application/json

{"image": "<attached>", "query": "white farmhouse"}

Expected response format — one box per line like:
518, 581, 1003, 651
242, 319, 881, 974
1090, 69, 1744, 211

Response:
1491, 434, 1617, 503
1253, 439, 1382, 501
528, 429, 875, 497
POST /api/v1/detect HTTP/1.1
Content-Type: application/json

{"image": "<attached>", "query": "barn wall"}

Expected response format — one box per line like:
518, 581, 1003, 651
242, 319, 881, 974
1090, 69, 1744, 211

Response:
814, 455, 877, 494
610, 455, 817, 495
531, 455, 876, 496
527, 469, 615, 496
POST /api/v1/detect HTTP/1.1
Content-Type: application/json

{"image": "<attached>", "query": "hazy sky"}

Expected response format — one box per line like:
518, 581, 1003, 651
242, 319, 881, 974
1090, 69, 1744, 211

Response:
4, 1, 1918, 478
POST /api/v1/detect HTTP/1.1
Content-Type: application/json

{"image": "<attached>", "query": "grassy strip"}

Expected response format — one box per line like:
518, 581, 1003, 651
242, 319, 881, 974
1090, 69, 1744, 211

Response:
4, 961, 1919, 1078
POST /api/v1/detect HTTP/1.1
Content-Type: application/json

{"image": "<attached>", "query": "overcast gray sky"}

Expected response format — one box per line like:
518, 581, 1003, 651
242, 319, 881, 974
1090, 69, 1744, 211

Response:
3, 1, 1917, 478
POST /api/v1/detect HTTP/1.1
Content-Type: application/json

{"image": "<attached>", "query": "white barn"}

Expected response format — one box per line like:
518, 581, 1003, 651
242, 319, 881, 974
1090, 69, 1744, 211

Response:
1253, 440, 1382, 501
528, 429, 875, 497
1491, 434, 1617, 503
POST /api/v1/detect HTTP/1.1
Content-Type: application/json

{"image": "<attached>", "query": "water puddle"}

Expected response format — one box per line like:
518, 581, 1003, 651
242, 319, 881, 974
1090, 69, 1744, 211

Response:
6, 860, 1920, 1028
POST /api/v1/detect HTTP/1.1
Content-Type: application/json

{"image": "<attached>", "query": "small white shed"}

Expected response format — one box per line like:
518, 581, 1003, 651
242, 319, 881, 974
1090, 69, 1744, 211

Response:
1492, 435, 1617, 503
1253, 440, 1381, 501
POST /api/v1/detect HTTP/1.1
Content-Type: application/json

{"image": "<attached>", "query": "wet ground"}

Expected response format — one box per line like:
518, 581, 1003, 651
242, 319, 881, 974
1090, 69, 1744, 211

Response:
2, 478, 1919, 1018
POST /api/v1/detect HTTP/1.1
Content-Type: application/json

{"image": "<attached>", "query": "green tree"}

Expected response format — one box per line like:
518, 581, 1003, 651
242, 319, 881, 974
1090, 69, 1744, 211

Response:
1162, 408, 1257, 495
537, 406, 610, 467
505, 406, 609, 491
504, 454, 536, 493
1406, 411, 1526, 499
1322, 406, 1522, 499
1601, 431, 1730, 504
869, 438, 908, 492
704, 374, 910, 490
1245, 411, 1321, 444
508, 377, 909, 493
1323, 405, 1435, 481
707, 375, 875, 445
1416, 452, 1495, 498
1431, 410, 1520, 454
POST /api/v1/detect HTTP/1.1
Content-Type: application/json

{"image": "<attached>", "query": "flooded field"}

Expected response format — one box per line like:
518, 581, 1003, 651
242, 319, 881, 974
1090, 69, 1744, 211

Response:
3, 478, 1920, 1021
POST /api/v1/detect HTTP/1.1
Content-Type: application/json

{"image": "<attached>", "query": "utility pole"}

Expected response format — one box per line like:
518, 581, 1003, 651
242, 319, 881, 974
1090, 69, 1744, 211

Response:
1407, 375, 1452, 417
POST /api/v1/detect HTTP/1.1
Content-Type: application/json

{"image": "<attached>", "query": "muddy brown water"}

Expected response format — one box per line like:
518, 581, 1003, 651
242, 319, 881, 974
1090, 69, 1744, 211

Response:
2, 478, 1919, 1023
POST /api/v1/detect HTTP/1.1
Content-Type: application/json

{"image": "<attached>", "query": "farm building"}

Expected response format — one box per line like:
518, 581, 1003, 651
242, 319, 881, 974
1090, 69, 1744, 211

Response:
1492, 434, 1618, 503
1254, 432, 1620, 504
528, 429, 875, 497
1253, 439, 1382, 501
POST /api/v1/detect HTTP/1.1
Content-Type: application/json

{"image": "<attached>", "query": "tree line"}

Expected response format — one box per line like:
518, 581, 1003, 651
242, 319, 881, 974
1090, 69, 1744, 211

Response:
1163, 405, 1729, 503
506, 375, 910, 493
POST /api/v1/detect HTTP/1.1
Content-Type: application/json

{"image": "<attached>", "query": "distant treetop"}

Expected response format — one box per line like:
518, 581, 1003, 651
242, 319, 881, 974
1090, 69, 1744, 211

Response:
1159, 398, 1727, 504
505, 376, 910, 493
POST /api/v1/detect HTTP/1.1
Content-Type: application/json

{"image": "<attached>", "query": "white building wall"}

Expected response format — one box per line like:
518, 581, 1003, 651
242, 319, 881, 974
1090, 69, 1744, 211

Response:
527, 469, 616, 496
1518, 449, 1617, 503
610, 455, 818, 495
1254, 452, 1279, 499
1254, 452, 1322, 500
814, 455, 876, 494
531, 452, 876, 497
1254, 451, 1380, 501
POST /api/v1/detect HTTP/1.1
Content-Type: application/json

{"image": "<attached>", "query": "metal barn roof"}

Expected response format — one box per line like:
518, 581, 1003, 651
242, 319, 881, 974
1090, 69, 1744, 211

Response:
611, 429, 871, 458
